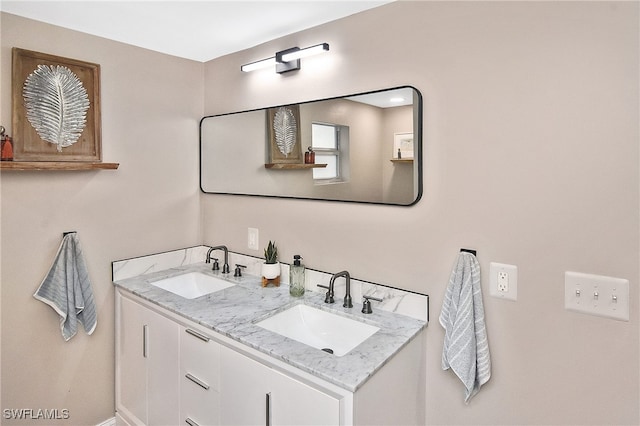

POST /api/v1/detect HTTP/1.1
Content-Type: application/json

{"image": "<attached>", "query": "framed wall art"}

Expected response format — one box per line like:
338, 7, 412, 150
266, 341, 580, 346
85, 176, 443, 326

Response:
11, 48, 102, 162
393, 132, 414, 160
266, 105, 302, 164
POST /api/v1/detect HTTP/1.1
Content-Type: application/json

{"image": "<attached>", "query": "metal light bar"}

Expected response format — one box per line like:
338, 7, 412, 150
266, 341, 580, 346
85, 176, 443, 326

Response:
240, 56, 276, 72
280, 43, 329, 62
241, 43, 330, 74
275, 47, 301, 73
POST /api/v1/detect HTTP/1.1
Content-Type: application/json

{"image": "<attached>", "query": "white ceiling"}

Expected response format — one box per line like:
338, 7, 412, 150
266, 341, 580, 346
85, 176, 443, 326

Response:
347, 87, 414, 108
0, 1, 392, 62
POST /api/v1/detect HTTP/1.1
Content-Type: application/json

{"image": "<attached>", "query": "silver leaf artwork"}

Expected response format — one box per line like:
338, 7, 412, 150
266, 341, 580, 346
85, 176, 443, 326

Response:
23, 64, 90, 152
273, 107, 297, 157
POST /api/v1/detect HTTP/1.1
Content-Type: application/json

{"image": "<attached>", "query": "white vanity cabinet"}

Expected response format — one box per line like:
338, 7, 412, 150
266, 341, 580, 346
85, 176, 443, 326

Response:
116, 294, 180, 426
219, 346, 340, 426
180, 326, 221, 426
115, 288, 425, 426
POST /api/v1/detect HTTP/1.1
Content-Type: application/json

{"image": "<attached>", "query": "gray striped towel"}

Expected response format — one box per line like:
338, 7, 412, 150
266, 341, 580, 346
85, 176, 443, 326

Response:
34, 233, 97, 341
439, 251, 491, 403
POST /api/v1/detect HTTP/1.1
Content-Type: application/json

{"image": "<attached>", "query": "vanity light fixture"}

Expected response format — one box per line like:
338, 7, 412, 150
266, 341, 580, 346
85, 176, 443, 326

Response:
241, 43, 330, 74
240, 57, 276, 72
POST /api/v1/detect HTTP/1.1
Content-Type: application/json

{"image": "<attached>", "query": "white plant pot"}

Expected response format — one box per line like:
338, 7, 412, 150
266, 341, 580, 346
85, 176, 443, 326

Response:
261, 262, 280, 279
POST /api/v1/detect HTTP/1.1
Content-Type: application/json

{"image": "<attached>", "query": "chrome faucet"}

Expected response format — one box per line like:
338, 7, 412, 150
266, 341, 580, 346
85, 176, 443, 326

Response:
206, 245, 230, 273
318, 270, 353, 308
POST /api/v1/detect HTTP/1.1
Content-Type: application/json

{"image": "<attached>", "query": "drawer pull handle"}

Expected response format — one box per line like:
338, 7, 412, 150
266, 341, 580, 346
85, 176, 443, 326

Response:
185, 418, 199, 426
142, 325, 148, 358
185, 328, 210, 342
266, 392, 271, 426
185, 373, 210, 390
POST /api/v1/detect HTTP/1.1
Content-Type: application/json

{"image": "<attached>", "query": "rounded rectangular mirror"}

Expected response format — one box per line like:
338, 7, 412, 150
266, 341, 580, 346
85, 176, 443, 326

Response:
200, 86, 422, 206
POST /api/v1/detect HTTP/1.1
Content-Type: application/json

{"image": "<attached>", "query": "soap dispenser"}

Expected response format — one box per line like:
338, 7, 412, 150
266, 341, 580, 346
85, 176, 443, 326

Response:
289, 255, 305, 297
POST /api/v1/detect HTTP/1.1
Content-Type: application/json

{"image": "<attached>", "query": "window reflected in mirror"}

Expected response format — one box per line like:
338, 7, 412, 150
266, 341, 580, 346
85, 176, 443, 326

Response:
311, 123, 348, 183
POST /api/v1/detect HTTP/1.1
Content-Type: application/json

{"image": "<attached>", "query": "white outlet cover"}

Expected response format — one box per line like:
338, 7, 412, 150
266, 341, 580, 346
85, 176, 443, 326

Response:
490, 262, 518, 301
564, 271, 629, 321
247, 228, 259, 250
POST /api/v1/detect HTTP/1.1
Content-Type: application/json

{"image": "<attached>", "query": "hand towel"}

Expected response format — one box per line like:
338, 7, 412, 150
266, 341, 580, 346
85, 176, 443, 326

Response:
439, 252, 491, 403
34, 233, 97, 341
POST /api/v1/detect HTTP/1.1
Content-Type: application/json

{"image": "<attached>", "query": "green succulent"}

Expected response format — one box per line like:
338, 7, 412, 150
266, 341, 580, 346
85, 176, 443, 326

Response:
264, 240, 278, 264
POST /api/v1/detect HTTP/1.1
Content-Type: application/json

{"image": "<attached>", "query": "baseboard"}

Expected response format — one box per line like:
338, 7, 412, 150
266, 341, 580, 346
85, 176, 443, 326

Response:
96, 417, 116, 426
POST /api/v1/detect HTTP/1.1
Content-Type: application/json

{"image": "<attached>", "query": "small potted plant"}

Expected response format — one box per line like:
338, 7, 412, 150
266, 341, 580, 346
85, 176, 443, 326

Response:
261, 240, 280, 280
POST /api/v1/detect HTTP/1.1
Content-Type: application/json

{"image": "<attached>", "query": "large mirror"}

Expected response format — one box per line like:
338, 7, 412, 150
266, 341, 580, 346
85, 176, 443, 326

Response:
200, 86, 422, 206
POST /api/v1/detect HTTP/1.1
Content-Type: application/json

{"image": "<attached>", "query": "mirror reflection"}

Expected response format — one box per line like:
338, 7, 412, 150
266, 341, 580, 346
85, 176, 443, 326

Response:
200, 86, 422, 206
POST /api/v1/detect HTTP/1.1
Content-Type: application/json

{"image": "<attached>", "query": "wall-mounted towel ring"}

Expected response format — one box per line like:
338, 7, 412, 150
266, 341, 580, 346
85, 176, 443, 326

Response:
63, 231, 77, 236
460, 248, 477, 256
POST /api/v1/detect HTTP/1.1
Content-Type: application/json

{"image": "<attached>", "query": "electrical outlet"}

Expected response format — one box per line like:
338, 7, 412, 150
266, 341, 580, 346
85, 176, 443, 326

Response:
248, 228, 259, 250
490, 262, 517, 301
497, 271, 509, 292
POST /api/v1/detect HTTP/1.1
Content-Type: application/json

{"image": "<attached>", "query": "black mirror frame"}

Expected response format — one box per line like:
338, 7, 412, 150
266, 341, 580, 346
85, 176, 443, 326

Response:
199, 85, 423, 207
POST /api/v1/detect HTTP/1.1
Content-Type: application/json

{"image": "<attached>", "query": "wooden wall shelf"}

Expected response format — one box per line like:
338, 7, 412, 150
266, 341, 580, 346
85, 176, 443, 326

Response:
264, 163, 327, 170
390, 159, 414, 163
0, 161, 119, 171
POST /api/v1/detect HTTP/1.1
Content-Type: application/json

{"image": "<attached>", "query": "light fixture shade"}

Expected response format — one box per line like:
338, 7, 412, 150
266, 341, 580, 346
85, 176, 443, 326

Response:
240, 57, 276, 72
280, 43, 329, 62
241, 42, 329, 73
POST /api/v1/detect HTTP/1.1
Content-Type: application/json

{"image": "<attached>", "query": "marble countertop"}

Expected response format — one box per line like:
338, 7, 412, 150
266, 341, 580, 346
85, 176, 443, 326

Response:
113, 263, 426, 392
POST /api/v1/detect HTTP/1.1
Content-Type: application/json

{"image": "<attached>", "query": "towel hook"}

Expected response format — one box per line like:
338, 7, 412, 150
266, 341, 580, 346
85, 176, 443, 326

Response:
460, 248, 477, 256
63, 231, 77, 236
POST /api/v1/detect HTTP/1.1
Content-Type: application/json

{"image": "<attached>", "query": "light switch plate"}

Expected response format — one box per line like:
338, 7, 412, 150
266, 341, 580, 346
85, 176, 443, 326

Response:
247, 228, 259, 250
564, 271, 629, 321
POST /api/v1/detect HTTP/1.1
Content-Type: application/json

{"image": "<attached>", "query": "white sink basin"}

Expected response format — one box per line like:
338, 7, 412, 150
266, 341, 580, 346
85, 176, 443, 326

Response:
256, 304, 379, 356
151, 272, 235, 299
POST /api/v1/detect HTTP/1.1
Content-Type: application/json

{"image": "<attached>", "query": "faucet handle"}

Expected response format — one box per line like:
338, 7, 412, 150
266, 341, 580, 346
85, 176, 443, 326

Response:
211, 258, 219, 271
234, 264, 246, 277
362, 295, 383, 314
317, 284, 334, 304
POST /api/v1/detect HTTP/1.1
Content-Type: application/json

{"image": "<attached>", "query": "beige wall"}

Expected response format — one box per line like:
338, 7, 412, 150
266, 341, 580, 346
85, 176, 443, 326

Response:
381, 104, 414, 203
1, 1, 638, 425
202, 2, 639, 425
0, 13, 202, 425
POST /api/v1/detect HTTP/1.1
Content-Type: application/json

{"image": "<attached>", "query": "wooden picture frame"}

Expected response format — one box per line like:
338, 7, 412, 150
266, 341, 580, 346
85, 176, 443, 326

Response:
267, 105, 302, 164
12, 48, 101, 162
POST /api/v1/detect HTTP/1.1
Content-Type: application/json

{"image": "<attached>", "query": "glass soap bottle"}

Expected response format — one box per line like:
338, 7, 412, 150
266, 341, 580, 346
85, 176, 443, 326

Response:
289, 255, 305, 297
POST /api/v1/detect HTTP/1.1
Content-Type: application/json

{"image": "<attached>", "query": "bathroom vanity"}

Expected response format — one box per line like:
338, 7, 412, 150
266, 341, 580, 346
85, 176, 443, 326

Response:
113, 253, 426, 426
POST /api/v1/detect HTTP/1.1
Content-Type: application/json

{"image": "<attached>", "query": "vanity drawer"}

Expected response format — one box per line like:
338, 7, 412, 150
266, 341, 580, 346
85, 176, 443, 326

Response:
181, 381, 220, 426
180, 326, 220, 392
180, 326, 221, 425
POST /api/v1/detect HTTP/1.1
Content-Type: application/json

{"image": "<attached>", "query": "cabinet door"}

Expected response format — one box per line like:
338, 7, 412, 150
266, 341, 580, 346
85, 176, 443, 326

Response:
269, 367, 340, 426
116, 293, 180, 426
220, 347, 340, 426
180, 327, 221, 426
146, 307, 180, 426
220, 346, 271, 426
117, 295, 149, 424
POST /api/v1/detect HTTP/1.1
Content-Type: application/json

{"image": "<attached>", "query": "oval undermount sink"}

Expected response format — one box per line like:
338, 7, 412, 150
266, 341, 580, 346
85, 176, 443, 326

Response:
256, 304, 379, 356
151, 272, 235, 299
